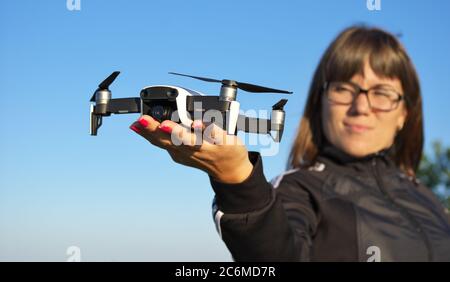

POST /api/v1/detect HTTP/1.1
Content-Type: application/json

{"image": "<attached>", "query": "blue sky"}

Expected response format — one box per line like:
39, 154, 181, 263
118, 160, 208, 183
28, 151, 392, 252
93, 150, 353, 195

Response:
0, 0, 449, 261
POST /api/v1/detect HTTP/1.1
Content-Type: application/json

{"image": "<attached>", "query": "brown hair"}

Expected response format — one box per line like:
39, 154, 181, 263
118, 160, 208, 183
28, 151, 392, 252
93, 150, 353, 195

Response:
287, 25, 423, 176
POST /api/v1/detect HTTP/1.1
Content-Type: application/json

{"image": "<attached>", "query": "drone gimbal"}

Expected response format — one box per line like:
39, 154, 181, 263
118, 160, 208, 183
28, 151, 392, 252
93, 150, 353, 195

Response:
89, 71, 292, 142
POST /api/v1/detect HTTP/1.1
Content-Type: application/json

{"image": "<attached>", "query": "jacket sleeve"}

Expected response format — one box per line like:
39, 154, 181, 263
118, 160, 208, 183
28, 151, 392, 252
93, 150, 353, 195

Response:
210, 151, 318, 261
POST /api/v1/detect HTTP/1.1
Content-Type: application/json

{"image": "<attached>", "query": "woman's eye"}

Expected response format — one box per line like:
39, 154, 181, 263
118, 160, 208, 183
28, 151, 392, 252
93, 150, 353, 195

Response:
374, 89, 394, 97
335, 86, 352, 93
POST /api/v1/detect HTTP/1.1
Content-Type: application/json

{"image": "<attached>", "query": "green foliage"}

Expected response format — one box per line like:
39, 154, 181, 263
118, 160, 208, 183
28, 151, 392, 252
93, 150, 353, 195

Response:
417, 141, 450, 209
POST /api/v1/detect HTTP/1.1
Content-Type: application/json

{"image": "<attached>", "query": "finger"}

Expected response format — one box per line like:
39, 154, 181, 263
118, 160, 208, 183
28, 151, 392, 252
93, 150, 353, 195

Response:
203, 122, 228, 145
158, 120, 186, 146
158, 119, 180, 134
189, 120, 205, 147
129, 115, 173, 149
130, 115, 160, 134
191, 120, 205, 131
137, 115, 160, 132
165, 120, 202, 148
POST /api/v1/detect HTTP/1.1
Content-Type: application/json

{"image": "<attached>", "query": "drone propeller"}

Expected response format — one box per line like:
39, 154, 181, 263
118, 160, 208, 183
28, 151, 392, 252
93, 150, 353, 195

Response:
90, 71, 121, 102
168, 72, 221, 83
168, 72, 292, 94
272, 99, 288, 110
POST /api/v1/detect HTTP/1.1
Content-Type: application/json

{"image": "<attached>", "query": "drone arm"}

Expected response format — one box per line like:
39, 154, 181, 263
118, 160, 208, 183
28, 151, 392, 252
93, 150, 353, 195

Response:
236, 115, 285, 142
236, 97, 287, 142
236, 115, 271, 134
185, 96, 286, 142
90, 97, 141, 136
106, 98, 141, 114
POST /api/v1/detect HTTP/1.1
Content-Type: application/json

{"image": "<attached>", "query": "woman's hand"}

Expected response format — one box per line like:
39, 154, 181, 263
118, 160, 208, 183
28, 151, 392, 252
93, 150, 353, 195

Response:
129, 115, 254, 184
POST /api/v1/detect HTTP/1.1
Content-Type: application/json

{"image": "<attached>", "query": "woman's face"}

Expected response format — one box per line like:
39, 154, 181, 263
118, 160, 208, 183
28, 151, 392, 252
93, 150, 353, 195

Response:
321, 61, 408, 157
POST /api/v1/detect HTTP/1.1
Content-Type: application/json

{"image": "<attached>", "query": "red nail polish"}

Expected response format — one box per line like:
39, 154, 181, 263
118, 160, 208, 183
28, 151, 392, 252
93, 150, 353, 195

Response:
159, 124, 172, 134
130, 125, 141, 133
192, 120, 203, 129
138, 117, 149, 127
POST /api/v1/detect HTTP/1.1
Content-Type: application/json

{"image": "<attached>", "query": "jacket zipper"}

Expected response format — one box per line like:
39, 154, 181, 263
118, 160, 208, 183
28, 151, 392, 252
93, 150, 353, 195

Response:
371, 157, 434, 261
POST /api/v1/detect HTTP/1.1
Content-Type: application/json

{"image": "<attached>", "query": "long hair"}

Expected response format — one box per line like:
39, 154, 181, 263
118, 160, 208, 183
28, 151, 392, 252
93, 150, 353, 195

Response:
287, 26, 423, 176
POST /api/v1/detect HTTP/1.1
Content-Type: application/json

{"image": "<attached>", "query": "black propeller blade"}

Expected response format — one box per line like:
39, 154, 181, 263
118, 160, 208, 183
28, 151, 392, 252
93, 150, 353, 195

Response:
168, 72, 292, 94
236, 82, 292, 94
90, 71, 120, 102
272, 99, 288, 110
168, 72, 222, 83
99, 71, 120, 89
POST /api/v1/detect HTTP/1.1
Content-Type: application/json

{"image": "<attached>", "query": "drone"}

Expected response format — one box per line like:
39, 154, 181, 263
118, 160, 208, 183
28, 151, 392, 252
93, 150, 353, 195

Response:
89, 71, 292, 142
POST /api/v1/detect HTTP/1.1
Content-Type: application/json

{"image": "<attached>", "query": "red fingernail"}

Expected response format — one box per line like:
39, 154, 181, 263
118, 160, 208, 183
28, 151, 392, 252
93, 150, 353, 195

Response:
192, 120, 203, 129
159, 124, 172, 134
138, 117, 149, 127
130, 125, 141, 133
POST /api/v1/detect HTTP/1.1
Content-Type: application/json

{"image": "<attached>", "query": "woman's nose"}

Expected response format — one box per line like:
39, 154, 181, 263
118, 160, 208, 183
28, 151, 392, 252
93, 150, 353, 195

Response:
351, 92, 371, 115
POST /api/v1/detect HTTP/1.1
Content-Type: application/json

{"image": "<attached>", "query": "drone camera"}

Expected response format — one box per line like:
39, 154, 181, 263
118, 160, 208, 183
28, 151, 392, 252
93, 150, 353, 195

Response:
141, 86, 179, 122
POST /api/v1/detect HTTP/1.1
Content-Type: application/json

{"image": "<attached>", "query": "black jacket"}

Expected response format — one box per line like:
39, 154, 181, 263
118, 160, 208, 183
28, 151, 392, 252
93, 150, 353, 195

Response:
210, 146, 450, 261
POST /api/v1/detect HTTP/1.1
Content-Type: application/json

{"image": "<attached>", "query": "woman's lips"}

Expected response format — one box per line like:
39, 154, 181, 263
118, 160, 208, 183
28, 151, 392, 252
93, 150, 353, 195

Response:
344, 122, 373, 133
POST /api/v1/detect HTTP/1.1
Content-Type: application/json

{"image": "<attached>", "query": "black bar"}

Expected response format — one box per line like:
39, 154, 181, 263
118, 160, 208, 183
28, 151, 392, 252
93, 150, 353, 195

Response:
237, 115, 271, 134
107, 98, 142, 114
186, 96, 230, 112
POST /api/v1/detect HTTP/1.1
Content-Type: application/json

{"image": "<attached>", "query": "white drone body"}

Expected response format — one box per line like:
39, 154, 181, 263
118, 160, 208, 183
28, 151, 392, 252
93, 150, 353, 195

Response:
139, 85, 241, 135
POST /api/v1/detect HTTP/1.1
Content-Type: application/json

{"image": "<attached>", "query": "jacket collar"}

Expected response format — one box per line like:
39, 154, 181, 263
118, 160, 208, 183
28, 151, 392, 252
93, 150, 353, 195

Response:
317, 143, 397, 174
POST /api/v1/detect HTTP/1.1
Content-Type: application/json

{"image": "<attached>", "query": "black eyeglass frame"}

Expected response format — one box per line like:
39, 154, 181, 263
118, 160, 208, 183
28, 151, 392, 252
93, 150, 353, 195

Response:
323, 81, 405, 111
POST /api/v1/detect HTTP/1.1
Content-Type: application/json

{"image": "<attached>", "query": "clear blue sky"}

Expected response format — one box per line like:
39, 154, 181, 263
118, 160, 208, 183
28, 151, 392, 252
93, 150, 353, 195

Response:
1, 0, 449, 261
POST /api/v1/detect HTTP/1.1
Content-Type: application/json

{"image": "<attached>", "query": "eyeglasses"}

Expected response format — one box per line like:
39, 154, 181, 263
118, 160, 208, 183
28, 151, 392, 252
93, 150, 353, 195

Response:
323, 81, 404, 111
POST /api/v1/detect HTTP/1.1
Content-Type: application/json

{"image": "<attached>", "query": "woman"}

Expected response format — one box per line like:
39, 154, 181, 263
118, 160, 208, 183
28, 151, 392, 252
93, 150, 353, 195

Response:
129, 26, 450, 261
